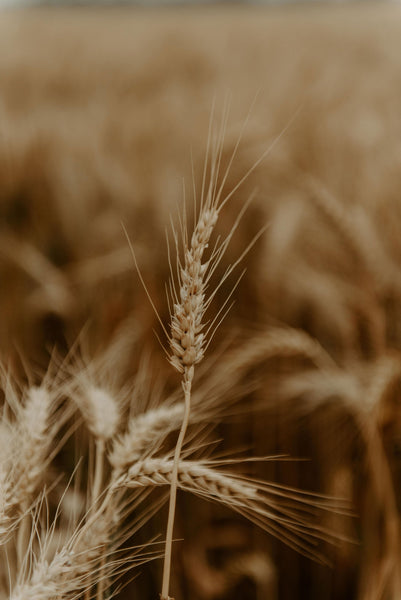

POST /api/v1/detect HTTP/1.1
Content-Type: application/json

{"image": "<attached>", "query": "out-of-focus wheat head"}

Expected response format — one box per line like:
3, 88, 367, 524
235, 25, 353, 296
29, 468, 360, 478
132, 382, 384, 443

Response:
1, 3, 401, 600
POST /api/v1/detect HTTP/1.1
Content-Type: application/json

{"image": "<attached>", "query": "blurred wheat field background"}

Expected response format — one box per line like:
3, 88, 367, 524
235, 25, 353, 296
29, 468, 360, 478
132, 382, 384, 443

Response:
1, 3, 401, 600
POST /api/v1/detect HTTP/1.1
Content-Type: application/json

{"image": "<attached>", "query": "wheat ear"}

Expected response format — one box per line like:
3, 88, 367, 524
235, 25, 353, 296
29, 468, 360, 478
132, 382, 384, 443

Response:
1, 382, 70, 569
117, 457, 348, 563
68, 370, 121, 600
109, 404, 185, 477
159, 96, 281, 595
161, 207, 219, 599
10, 498, 121, 600
161, 106, 238, 599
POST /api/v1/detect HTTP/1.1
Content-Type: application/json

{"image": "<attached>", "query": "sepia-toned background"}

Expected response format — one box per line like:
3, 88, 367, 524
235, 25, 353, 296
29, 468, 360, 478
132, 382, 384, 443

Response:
1, 2, 401, 599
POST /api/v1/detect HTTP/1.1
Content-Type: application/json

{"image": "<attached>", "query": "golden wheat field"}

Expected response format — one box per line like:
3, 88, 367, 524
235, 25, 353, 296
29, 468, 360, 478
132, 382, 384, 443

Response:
1, 3, 401, 599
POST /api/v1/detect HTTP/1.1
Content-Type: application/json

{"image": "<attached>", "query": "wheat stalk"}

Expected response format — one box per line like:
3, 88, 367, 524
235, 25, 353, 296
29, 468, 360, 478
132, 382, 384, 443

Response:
160, 105, 257, 599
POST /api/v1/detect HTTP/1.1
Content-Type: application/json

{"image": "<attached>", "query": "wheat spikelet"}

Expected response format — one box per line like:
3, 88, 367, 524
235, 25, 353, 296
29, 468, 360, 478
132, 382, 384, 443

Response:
108, 362, 252, 476
5, 385, 64, 514
279, 368, 362, 414
65, 370, 122, 598
108, 327, 333, 476
0, 366, 74, 573
280, 353, 401, 420
109, 404, 185, 474
225, 327, 336, 371
71, 384, 120, 442
6, 383, 73, 568
108, 339, 267, 476
109, 326, 334, 477
9, 481, 165, 600
120, 457, 257, 498
169, 205, 218, 379
66, 362, 122, 529
62, 338, 131, 445
160, 106, 246, 599
0, 468, 14, 546
0, 407, 19, 546
303, 174, 400, 300
303, 176, 372, 269
15, 388, 53, 499
166, 103, 255, 381
10, 508, 115, 600
117, 457, 347, 562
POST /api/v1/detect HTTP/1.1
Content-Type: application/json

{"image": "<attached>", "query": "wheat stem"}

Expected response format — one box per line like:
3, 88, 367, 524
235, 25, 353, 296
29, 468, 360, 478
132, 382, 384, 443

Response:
96, 554, 108, 600
358, 413, 401, 599
93, 439, 106, 600
16, 502, 29, 569
161, 368, 193, 600
93, 439, 105, 508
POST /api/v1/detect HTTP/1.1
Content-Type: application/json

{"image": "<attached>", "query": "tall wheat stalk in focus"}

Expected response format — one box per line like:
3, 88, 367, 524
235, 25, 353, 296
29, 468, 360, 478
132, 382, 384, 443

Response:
160, 109, 244, 599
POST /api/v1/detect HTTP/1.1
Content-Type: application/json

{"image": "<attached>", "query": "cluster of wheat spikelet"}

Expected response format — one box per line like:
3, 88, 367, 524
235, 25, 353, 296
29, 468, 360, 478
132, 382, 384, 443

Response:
0, 115, 347, 600
2, 4, 401, 599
